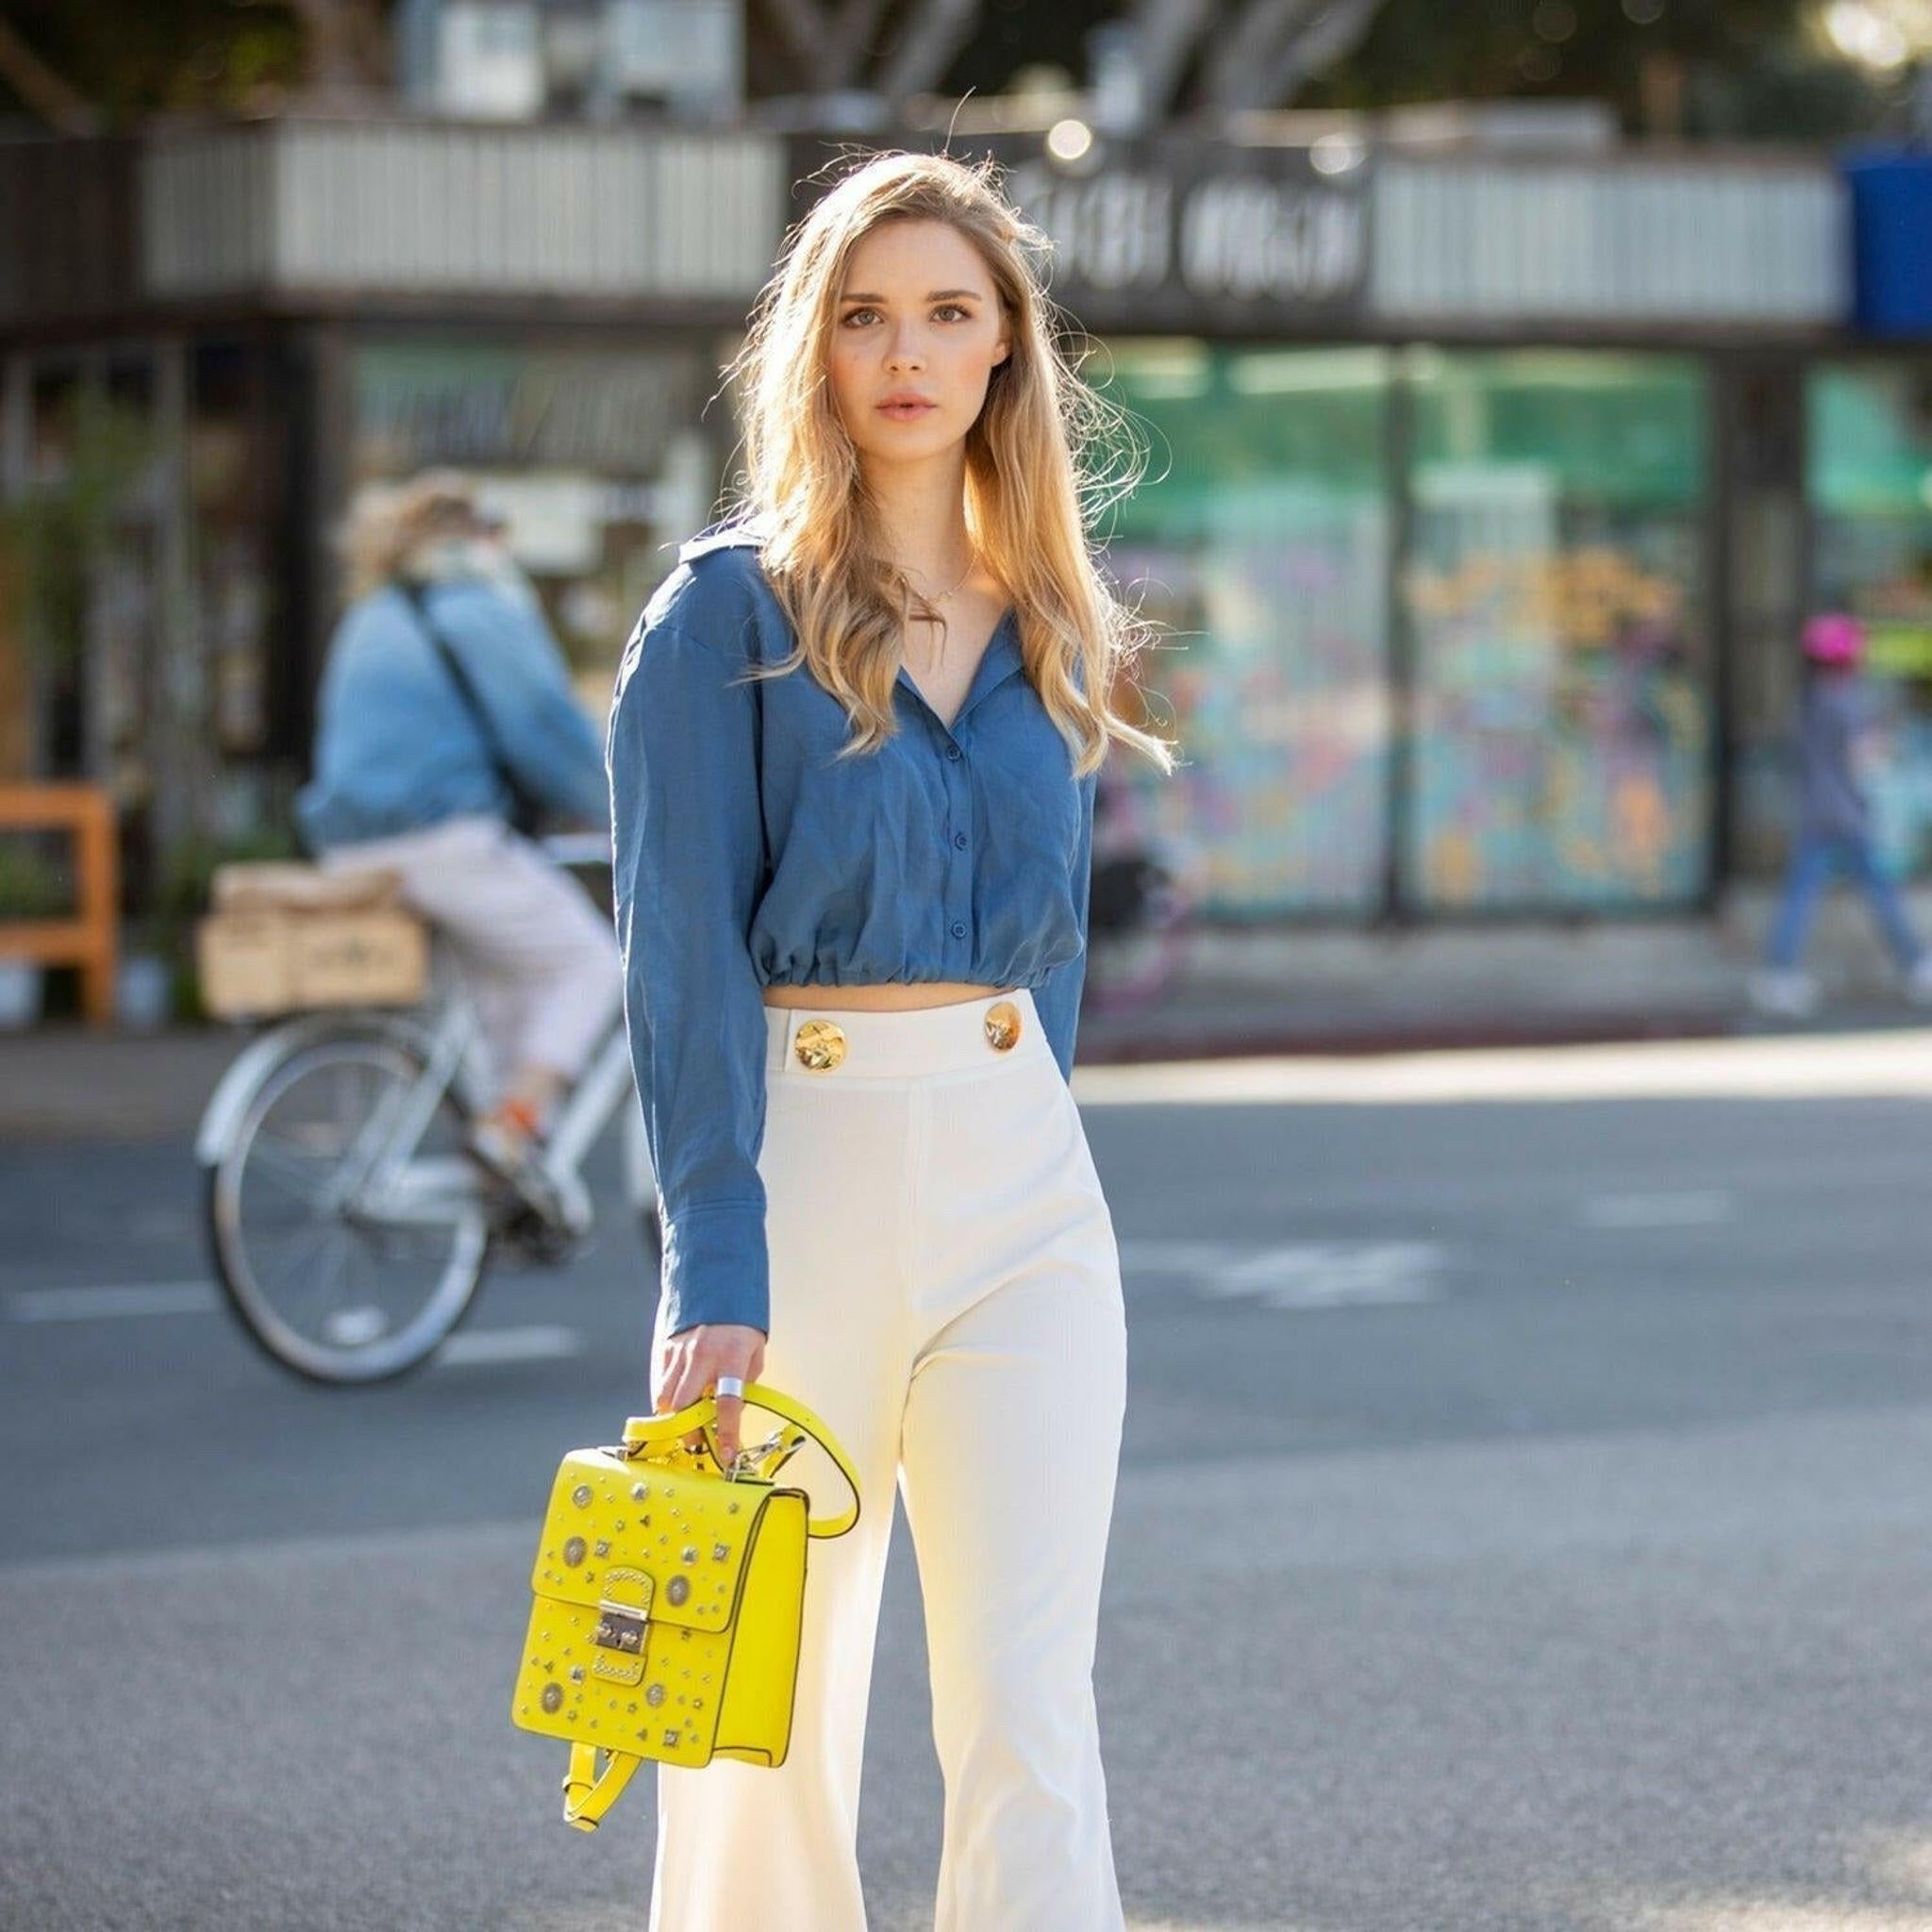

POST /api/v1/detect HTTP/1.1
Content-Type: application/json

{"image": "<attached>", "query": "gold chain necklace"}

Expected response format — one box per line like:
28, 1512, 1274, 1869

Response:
908, 552, 977, 607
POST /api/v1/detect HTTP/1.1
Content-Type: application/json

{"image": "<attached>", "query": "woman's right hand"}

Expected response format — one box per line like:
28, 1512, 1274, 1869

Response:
654, 1324, 767, 1466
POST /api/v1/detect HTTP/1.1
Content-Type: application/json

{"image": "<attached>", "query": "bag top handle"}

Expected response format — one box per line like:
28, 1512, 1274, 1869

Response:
622, 1381, 860, 1540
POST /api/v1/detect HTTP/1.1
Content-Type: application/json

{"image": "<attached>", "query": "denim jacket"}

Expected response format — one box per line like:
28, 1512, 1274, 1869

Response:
607, 526, 1097, 1338
298, 571, 609, 854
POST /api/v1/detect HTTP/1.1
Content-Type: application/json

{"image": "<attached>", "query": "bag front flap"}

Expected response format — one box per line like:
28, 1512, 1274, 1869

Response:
530, 1446, 789, 1635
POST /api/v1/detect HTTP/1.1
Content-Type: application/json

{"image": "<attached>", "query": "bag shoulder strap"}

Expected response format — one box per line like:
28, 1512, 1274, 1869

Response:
397, 579, 529, 808
562, 1744, 639, 1832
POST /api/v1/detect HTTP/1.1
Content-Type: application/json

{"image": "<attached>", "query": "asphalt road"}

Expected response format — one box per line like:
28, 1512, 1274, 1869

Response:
5, 1035, 1932, 1932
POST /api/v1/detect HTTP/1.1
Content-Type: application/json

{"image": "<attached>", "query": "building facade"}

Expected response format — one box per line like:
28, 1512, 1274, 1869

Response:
3, 118, 1928, 933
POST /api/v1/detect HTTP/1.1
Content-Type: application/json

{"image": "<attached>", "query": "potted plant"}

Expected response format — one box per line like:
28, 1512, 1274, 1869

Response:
115, 916, 175, 1029
158, 824, 306, 1022
0, 841, 69, 1028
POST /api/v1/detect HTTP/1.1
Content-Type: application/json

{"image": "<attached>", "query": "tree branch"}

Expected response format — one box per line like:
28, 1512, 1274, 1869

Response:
877, 0, 986, 103
285, 0, 390, 98
1132, 0, 1221, 121
1200, 0, 1319, 109
821, 0, 894, 92
756, 0, 836, 82
1267, 0, 1391, 104
0, 15, 95, 134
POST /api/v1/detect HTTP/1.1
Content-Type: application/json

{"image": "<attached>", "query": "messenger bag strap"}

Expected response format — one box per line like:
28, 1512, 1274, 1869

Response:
396, 579, 537, 823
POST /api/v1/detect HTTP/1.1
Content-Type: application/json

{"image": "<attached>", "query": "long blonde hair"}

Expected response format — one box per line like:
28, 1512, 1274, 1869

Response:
723, 149, 1174, 779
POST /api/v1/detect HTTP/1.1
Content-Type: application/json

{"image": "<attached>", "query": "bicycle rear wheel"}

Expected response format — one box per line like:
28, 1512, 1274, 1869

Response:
205, 1030, 491, 1383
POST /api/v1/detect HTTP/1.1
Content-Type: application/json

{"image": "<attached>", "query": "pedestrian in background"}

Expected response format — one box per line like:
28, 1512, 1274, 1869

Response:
1751, 611, 1932, 1017
296, 470, 622, 1217
606, 150, 1174, 1930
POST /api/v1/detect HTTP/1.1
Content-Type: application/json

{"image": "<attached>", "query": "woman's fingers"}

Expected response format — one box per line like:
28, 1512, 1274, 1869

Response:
653, 1326, 765, 1462
712, 1390, 743, 1467
658, 1344, 733, 1454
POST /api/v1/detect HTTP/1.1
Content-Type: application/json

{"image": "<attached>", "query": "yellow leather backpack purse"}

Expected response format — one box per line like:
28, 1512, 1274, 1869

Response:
510, 1381, 860, 1830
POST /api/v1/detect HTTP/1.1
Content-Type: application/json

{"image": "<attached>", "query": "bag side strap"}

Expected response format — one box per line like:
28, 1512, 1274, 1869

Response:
622, 1380, 861, 1540
562, 1744, 641, 1832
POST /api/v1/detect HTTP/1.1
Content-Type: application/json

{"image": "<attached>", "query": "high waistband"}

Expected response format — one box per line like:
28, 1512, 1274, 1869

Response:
764, 987, 1051, 1080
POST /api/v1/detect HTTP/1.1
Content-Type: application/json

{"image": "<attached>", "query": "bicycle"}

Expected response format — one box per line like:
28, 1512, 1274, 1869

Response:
1080, 772, 1198, 1020
194, 833, 658, 1385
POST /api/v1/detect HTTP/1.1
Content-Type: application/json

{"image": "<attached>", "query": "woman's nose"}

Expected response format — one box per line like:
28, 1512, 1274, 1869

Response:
885, 325, 924, 369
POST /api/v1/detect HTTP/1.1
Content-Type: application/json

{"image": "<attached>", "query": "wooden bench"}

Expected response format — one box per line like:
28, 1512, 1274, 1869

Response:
0, 784, 119, 1027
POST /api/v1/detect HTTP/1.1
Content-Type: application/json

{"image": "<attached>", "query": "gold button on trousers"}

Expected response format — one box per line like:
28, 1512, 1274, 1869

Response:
648, 989, 1127, 1932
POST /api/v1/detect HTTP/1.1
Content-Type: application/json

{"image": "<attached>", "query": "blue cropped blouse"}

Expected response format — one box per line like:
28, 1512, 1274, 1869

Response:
606, 525, 1098, 1340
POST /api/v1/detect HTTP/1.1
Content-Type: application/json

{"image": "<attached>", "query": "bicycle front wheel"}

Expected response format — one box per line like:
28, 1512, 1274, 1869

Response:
205, 1030, 491, 1383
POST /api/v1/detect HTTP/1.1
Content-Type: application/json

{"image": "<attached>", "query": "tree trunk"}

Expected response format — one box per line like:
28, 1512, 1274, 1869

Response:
286, 0, 390, 105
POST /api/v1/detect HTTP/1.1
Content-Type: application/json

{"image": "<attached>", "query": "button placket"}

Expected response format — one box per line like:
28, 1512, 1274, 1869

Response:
940, 734, 973, 963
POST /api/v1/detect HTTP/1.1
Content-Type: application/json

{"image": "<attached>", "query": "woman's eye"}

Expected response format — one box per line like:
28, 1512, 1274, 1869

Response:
839, 305, 971, 326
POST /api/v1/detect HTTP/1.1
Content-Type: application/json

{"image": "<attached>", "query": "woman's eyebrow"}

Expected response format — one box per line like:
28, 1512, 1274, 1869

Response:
838, 288, 984, 303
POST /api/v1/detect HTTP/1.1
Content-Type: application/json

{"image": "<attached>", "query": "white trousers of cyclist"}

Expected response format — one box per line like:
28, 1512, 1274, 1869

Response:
648, 987, 1129, 1932
319, 813, 620, 1099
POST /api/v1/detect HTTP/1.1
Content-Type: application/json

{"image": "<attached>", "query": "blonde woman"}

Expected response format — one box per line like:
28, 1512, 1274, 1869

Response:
607, 149, 1174, 1930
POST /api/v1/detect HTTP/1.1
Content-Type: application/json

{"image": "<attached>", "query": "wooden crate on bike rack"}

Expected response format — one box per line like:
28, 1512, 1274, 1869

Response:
197, 863, 428, 1017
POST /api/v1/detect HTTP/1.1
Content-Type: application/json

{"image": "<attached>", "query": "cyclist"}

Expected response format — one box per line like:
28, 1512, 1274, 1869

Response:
295, 470, 621, 1219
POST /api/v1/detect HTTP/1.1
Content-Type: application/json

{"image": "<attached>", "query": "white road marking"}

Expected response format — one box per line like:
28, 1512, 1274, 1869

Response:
7, 1282, 219, 1322
1116, 1240, 1247, 1274
4, 1288, 583, 1370
1120, 1238, 1445, 1308
434, 1324, 583, 1366
1582, 1191, 1736, 1229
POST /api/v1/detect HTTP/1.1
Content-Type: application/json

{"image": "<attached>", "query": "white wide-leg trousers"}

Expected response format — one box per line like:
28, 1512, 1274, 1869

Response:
647, 987, 1129, 1932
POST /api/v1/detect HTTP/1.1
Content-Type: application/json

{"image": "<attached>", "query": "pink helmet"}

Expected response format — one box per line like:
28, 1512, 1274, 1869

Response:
1803, 613, 1867, 666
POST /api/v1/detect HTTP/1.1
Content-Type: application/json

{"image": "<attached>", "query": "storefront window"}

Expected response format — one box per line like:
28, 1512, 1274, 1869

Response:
192, 342, 275, 774
1401, 350, 1713, 911
350, 339, 720, 724
1099, 341, 1391, 920
1807, 361, 1932, 878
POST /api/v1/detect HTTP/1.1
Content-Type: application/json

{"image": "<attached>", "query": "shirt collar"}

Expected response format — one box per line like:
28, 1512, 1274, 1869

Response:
897, 606, 1024, 731
678, 525, 1025, 721
676, 520, 769, 565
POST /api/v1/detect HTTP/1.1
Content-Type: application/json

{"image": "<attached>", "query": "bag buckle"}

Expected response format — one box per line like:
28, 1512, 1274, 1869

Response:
592, 1607, 646, 1655
722, 1424, 808, 1482
591, 1568, 653, 1662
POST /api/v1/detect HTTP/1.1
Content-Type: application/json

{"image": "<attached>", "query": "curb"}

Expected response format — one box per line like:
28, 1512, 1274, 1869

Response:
10, 1001, 1932, 1144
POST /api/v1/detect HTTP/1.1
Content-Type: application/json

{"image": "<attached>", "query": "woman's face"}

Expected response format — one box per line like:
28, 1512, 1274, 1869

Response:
825, 218, 1010, 470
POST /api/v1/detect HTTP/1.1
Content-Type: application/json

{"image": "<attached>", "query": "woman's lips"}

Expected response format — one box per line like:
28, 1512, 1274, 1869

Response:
877, 400, 937, 421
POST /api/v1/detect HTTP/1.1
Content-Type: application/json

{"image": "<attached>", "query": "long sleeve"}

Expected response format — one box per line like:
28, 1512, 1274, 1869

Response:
1033, 765, 1095, 1083
435, 584, 612, 828
607, 613, 773, 1337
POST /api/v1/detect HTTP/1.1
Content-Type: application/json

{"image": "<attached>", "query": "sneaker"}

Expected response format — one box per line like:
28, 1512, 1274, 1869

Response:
1907, 956, 1932, 1008
1747, 968, 1822, 1020
468, 1100, 568, 1224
